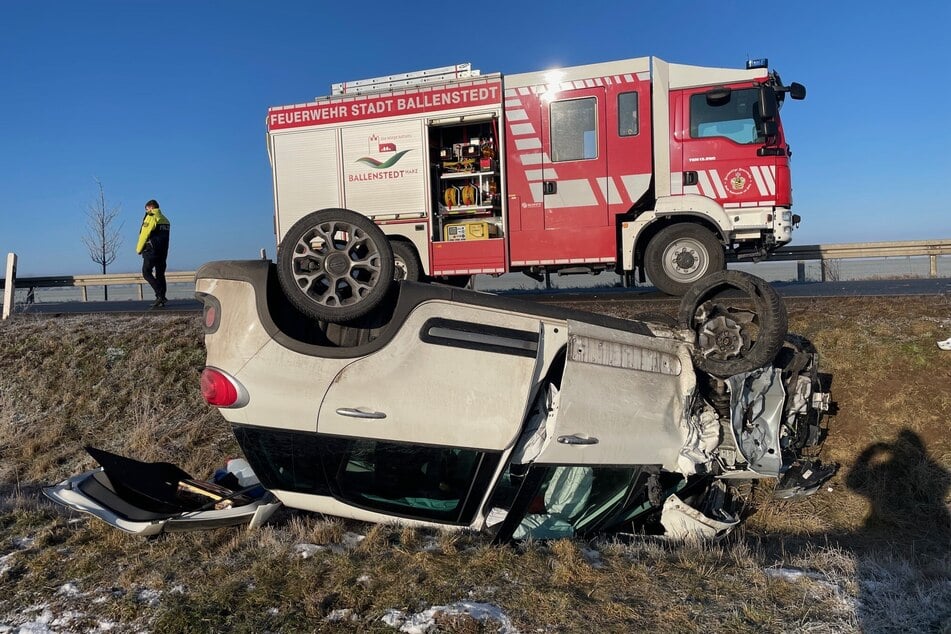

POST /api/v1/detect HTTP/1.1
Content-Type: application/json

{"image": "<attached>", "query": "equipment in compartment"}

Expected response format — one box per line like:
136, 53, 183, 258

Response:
444, 220, 499, 242
429, 117, 503, 242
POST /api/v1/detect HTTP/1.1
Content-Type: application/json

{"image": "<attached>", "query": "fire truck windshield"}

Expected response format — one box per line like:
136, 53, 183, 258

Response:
690, 88, 767, 145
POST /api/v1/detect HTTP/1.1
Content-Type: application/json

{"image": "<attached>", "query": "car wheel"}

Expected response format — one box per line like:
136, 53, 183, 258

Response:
678, 270, 787, 377
277, 208, 394, 323
645, 224, 725, 296
392, 241, 423, 282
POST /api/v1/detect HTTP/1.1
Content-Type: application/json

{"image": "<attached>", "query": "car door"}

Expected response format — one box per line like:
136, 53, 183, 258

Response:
533, 319, 696, 470
314, 299, 546, 524
317, 299, 543, 449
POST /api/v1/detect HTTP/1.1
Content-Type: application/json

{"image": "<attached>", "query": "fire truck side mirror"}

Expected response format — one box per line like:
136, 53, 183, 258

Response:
788, 82, 806, 100
705, 87, 731, 106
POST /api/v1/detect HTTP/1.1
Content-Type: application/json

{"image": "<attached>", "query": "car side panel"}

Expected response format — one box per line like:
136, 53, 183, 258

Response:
197, 276, 350, 432
318, 301, 543, 450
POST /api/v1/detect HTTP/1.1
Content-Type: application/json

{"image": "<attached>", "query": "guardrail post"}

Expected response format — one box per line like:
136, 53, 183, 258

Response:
796, 261, 806, 283
137, 284, 144, 300
3, 253, 17, 320
930, 255, 938, 278
81, 287, 88, 302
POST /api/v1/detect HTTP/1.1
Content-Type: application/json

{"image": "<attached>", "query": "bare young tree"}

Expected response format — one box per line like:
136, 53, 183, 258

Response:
82, 178, 123, 300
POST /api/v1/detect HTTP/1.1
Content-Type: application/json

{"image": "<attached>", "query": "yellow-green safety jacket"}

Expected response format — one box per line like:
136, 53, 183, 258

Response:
136, 208, 171, 255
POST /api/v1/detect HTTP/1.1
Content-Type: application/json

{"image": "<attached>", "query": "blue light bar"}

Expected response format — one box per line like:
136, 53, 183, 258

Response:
746, 58, 769, 70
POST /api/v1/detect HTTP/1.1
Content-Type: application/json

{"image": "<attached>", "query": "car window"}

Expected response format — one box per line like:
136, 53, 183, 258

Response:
233, 427, 332, 496
321, 437, 501, 524
488, 464, 643, 540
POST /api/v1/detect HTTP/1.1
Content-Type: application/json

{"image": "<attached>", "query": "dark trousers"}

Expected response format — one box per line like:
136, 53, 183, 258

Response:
142, 253, 167, 300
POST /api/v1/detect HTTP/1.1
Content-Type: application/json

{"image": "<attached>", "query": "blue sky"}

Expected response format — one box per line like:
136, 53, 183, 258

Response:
2, 0, 949, 276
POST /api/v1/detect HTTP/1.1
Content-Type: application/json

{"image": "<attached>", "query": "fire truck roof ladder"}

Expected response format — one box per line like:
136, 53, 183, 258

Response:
331, 63, 480, 96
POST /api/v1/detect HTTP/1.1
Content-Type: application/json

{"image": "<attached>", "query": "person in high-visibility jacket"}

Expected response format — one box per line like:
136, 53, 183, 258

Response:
136, 199, 171, 308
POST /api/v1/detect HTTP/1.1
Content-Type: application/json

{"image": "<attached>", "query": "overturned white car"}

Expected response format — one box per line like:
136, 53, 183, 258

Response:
45, 210, 834, 539
190, 210, 833, 540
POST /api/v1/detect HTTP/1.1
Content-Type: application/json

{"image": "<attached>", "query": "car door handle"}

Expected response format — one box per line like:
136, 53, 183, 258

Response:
557, 434, 598, 445
543, 181, 557, 195
336, 407, 387, 420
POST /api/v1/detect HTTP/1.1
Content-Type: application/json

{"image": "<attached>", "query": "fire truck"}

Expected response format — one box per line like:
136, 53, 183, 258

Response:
266, 57, 805, 295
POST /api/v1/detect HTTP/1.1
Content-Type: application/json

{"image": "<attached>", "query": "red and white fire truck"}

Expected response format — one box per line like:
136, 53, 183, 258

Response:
266, 57, 805, 295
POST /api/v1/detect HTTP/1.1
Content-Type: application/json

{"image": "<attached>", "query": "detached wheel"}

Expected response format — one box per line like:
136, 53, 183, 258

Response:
391, 241, 422, 282
645, 224, 725, 296
678, 270, 787, 377
277, 208, 394, 323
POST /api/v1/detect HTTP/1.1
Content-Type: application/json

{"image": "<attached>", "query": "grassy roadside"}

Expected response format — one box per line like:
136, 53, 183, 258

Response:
1, 296, 949, 632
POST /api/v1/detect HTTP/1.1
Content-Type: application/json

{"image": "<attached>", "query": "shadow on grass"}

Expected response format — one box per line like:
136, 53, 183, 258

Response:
845, 429, 950, 632
756, 429, 951, 632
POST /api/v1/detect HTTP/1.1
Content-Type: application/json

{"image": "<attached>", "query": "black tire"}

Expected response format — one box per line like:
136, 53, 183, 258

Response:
391, 241, 422, 282
277, 208, 394, 323
644, 224, 726, 296
678, 270, 787, 377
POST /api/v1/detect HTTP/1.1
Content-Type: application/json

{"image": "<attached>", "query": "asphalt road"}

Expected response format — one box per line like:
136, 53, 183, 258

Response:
9, 277, 951, 316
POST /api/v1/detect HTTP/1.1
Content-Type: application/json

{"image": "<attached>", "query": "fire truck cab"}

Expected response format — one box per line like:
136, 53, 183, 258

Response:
266, 56, 805, 295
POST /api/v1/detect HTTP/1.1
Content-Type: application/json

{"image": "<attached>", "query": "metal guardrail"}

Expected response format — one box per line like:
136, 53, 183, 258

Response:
1, 239, 949, 303
767, 239, 951, 282
0, 271, 196, 301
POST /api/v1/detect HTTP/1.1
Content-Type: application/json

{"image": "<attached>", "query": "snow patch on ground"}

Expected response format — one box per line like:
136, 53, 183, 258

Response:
55, 583, 80, 597
580, 547, 604, 569
324, 608, 357, 623
12, 537, 34, 550
293, 532, 367, 558
292, 543, 327, 559
135, 588, 161, 607
764, 566, 856, 612
381, 601, 519, 633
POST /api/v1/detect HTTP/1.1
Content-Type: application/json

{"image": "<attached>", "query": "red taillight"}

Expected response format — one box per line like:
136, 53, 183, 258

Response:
197, 294, 221, 333
201, 367, 239, 407
204, 304, 217, 329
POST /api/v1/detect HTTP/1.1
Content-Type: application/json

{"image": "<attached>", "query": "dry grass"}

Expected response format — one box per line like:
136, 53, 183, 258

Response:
1, 298, 949, 632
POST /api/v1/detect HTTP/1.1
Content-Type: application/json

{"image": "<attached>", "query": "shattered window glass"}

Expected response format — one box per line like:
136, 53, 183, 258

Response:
496, 465, 643, 540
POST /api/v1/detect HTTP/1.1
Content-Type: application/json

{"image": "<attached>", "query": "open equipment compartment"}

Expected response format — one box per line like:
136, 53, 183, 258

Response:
427, 114, 506, 274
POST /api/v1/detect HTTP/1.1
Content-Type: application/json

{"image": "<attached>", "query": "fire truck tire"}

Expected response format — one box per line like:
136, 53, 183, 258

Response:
277, 208, 394, 323
644, 224, 726, 296
678, 270, 788, 377
391, 241, 423, 282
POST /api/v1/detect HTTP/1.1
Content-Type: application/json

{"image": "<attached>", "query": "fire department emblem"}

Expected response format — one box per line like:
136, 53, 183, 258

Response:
724, 168, 753, 195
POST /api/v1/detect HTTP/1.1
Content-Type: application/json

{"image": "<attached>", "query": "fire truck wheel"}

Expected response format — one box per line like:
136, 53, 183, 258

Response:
391, 241, 423, 282
678, 270, 788, 377
644, 224, 726, 296
277, 208, 394, 323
